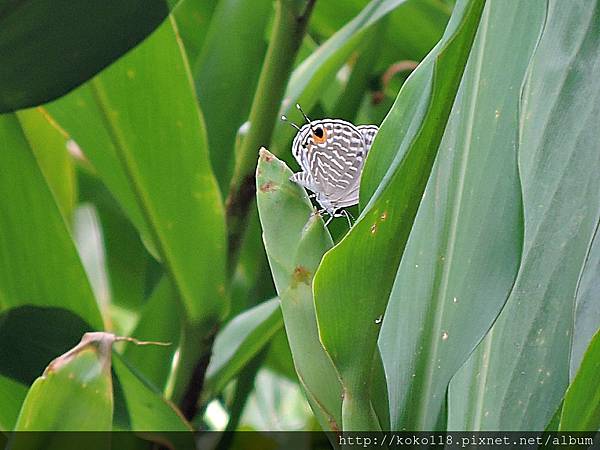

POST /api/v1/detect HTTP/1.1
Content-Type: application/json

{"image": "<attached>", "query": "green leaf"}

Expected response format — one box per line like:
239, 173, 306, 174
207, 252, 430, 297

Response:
310, 0, 449, 62
9, 329, 190, 446
0, 115, 102, 329
77, 170, 152, 316
0, 376, 28, 432
16, 108, 76, 220
271, 0, 418, 156
571, 222, 600, 378
112, 355, 192, 433
194, 0, 273, 191
173, 0, 219, 67
256, 149, 343, 432
312, 0, 485, 430
204, 298, 282, 399
0, 306, 93, 431
559, 329, 600, 431
264, 328, 298, 382
122, 277, 181, 392
48, 86, 147, 239
14, 332, 115, 431
0, 306, 92, 386
448, 0, 600, 430
73, 205, 112, 319
358, 59, 430, 201
544, 401, 563, 432
229, 208, 274, 319
330, 22, 387, 121
308, 0, 370, 38
379, 0, 544, 430
47, 18, 227, 326
376, 0, 451, 67
219, 347, 269, 434
0, 0, 170, 113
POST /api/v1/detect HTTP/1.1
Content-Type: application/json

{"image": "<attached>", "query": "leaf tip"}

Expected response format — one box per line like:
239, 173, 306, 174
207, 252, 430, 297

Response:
258, 147, 275, 163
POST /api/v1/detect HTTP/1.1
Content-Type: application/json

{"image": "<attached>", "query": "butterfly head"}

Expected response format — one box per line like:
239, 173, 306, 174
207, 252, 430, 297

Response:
295, 103, 328, 144
282, 105, 333, 162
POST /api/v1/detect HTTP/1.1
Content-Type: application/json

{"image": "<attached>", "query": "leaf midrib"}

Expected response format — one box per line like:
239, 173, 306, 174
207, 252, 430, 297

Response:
414, 2, 491, 429
88, 78, 195, 323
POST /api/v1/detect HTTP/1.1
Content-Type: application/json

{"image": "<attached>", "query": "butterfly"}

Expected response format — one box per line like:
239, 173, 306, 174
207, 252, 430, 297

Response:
282, 104, 378, 225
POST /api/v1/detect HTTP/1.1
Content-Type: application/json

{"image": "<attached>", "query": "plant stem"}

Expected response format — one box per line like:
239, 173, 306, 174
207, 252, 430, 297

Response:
170, 320, 217, 419
216, 347, 269, 450
226, 0, 316, 271
172, 0, 316, 422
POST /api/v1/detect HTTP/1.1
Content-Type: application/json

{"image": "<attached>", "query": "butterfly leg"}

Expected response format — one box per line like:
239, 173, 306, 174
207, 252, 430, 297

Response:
314, 208, 333, 226
340, 209, 353, 228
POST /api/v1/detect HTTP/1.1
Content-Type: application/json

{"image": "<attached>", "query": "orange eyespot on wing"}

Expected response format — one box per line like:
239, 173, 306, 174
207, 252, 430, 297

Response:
312, 127, 327, 144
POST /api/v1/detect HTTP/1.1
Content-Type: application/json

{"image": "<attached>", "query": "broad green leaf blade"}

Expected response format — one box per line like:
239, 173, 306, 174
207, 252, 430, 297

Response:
379, 0, 542, 430
0, 306, 92, 431
571, 222, 600, 377
204, 298, 283, 399
312, 0, 485, 430
229, 208, 274, 319
14, 332, 115, 431
77, 170, 152, 316
0, 306, 94, 386
47, 18, 227, 326
48, 84, 149, 238
0, 115, 102, 329
376, 0, 451, 66
309, 0, 370, 37
310, 0, 449, 63
329, 23, 386, 122
122, 277, 181, 392
0, 376, 28, 432
448, 0, 600, 430
112, 355, 192, 433
0, 0, 169, 113
16, 109, 76, 220
271, 0, 412, 156
173, 0, 219, 67
264, 328, 298, 382
73, 205, 112, 319
544, 401, 563, 432
286, 0, 407, 106
194, 0, 272, 191
256, 149, 343, 432
359, 52, 434, 203
559, 329, 600, 431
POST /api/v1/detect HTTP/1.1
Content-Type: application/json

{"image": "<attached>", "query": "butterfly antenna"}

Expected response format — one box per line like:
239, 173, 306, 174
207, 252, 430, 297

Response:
281, 115, 301, 131
296, 104, 317, 134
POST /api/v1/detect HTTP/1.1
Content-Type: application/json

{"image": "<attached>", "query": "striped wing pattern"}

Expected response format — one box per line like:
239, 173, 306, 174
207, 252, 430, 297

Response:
357, 125, 379, 153
290, 118, 378, 214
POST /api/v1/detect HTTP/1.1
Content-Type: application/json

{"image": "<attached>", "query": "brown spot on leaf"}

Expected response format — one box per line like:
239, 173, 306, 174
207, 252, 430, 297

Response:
329, 417, 340, 433
259, 147, 274, 162
292, 265, 311, 286
259, 181, 278, 193
380, 211, 387, 221
370, 223, 377, 234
